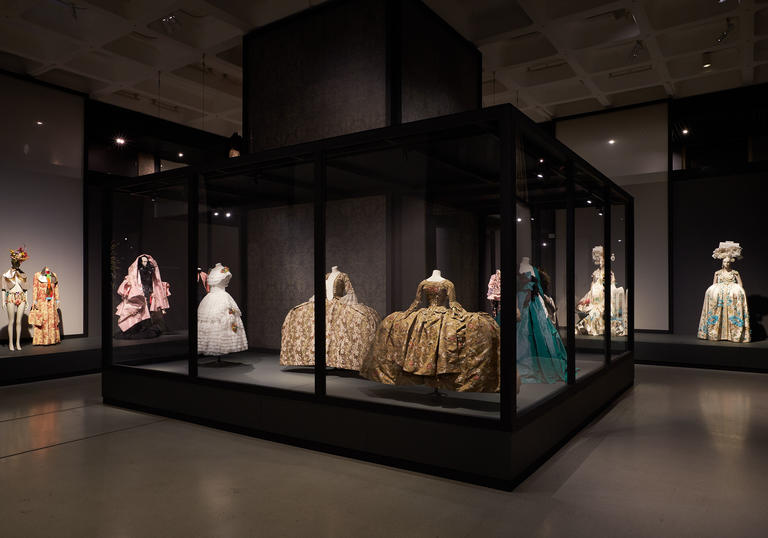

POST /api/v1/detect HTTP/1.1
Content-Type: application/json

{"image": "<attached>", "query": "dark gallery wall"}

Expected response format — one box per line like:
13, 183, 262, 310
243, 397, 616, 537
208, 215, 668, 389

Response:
244, 0, 388, 152
243, 0, 481, 153
672, 172, 768, 340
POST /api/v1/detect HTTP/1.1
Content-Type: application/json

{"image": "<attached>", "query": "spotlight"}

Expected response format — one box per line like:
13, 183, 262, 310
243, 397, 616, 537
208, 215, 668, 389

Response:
598, 212, 604, 216
542, 242, 548, 247
36, 121, 44, 126
682, 128, 689, 135
608, 139, 615, 145
702, 52, 712, 69
539, 158, 544, 163
213, 211, 219, 216
517, 217, 522, 222
225, 212, 231, 218
530, 217, 535, 222
618, 239, 623, 243
178, 152, 184, 158
115, 137, 126, 145
587, 200, 593, 204
537, 173, 544, 178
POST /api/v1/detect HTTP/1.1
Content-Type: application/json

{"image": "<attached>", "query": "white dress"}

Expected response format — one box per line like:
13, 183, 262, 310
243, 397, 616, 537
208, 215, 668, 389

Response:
197, 263, 248, 356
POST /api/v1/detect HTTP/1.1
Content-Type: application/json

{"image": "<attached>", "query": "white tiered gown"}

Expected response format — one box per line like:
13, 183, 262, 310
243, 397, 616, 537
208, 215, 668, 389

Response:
197, 264, 248, 356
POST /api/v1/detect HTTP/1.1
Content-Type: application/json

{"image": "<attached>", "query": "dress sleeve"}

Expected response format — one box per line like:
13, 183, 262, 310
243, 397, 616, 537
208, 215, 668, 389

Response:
339, 273, 358, 305
54, 275, 60, 302
403, 281, 425, 314
117, 276, 131, 297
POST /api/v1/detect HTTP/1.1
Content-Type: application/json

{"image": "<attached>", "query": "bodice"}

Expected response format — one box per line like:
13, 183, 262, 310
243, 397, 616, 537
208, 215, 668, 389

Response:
716, 270, 739, 284
207, 265, 233, 291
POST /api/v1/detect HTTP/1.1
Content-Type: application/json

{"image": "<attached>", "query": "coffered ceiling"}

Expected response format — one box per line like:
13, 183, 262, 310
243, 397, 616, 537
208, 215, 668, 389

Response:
0, 0, 765, 135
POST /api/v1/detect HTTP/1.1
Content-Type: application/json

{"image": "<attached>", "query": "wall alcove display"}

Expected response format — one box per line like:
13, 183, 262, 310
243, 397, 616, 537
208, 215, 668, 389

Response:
101, 105, 634, 489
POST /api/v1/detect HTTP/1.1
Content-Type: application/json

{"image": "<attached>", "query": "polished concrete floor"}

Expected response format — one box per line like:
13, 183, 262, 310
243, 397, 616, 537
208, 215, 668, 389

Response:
1, 365, 767, 537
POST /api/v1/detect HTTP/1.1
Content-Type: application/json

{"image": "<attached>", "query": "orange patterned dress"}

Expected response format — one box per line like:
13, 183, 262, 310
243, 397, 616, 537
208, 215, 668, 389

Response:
30, 269, 61, 345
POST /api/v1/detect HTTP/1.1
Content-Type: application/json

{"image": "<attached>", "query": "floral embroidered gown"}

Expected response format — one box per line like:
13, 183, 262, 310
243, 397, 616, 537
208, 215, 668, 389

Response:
197, 264, 248, 355
280, 272, 380, 370
576, 268, 628, 336
360, 278, 500, 393
697, 269, 750, 343
31, 269, 61, 345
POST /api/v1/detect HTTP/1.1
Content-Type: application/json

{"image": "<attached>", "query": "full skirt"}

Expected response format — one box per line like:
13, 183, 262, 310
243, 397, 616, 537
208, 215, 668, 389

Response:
697, 282, 750, 342
280, 299, 380, 370
197, 290, 248, 355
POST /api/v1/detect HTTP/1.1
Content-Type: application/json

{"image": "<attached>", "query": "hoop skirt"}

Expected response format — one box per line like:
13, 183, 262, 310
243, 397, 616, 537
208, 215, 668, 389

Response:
280, 272, 380, 370
198, 265, 248, 355
697, 269, 750, 343
360, 278, 500, 393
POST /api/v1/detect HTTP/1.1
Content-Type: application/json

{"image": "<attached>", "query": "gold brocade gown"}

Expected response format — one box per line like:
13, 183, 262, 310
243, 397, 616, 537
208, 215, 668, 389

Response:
360, 278, 500, 393
280, 272, 381, 370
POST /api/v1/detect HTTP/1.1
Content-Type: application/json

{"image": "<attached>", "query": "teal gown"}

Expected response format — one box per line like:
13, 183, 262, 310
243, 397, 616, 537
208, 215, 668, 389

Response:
516, 268, 567, 383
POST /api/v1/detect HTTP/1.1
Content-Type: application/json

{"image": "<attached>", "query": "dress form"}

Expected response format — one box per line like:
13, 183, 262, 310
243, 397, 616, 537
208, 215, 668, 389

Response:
3, 256, 28, 352
518, 257, 534, 275
426, 269, 445, 282
326, 266, 341, 300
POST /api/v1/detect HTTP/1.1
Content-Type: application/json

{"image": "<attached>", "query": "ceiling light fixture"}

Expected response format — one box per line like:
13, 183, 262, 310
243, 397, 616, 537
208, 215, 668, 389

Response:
702, 52, 712, 69
539, 158, 544, 163
682, 128, 689, 135
715, 18, 735, 45
225, 212, 231, 218
542, 242, 548, 247
587, 200, 593, 204
537, 173, 544, 178
115, 137, 126, 145
608, 65, 653, 78
178, 152, 184, 158
629, 40, 645, 62
608, 139, 616, 145
213, 211, 219, 216
598, 212, 604, 216
527, 60, 568, 73
36, 121, 44, 126
517, 217, 522, 222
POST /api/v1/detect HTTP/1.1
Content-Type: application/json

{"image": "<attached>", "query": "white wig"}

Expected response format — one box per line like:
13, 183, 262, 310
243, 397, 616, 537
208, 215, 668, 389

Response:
592, 245, 616, 264
712, 241, 742, 260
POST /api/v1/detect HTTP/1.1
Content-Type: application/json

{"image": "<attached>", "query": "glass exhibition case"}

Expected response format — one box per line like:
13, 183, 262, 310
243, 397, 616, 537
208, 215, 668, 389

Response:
101, 105, 634, 487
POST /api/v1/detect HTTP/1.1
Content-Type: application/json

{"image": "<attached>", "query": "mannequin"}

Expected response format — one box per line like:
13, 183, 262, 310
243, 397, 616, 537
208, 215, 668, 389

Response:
30, 265, 61, 346
326, 266, 341, 300
697, 241, 750, 342
3, 247, 30, 351
518, 257, 534, 275
426, 269, 445, 282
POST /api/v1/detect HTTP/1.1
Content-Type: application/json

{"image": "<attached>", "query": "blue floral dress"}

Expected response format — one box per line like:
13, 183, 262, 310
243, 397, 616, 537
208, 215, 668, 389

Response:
697, 269, 750, 343
517, 269, 567, 383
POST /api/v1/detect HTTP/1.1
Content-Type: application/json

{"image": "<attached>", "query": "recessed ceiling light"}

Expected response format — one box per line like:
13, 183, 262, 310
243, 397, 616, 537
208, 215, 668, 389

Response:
608, 139, 615, 145
115, 137, 126, 145
213, 211, 219, 216
618, 239, 622, 243
539, 158, 544, 163
598, 212, 604, 216
178, 152, 184, 158
530, 217, 535, 221
682, 128, 689, 135
537, 173, 543, 178
702, 52, 712, 69
587, 200, 593, 204
36, 121, 44, 126
517, 217, 522, 222
542, 242, 548, 247
225, 212, 231, 218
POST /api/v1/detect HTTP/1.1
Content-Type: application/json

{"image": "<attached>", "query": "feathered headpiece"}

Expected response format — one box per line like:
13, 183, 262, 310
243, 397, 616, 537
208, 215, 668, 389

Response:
9, 246, 29, 264
712, 241, 742, 260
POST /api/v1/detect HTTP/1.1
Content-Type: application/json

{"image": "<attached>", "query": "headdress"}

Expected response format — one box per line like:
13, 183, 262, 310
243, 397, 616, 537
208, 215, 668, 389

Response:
712, 241, 742, 260
9, 246, 29, 264
592, 245, 615, 264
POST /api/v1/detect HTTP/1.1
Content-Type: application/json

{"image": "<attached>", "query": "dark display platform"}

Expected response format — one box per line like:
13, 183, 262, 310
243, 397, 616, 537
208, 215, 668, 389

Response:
122, 351, 607, 419
104, 353, 633, 489
635, 333, 768, 372
0, 337, 100, 385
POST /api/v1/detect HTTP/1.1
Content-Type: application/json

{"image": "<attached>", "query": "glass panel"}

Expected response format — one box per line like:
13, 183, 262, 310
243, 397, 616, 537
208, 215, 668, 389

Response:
322, 124, 502, 419
610, 197, 629, 359
111, 175, 189, 372
515, 131, 569, 413
573, 166, 607, 377
197, 158, 315, 393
